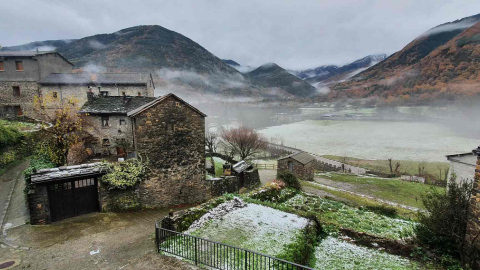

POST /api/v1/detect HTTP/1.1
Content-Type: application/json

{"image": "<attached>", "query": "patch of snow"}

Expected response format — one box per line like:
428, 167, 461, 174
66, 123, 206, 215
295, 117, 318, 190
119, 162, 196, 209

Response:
186, 197, 246, 233
188, 201, 309, 256
90, 248, 101, 255
314, 237, 416, 269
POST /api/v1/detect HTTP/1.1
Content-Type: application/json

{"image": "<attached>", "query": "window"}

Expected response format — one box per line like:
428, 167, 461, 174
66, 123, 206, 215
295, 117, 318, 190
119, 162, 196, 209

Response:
137, 92, 142, 96
12, 86, 20, 97
15, 61, 23, 71
52, 92, 58, 99
100, 91, 108, 96
102, 138, 110, 145
288, 161, 293, 172
119, 119, 126, 125
0, 61, 4, 71
122, 91, 126, 96
101, 116, 109, 127
176, 102, 181, 107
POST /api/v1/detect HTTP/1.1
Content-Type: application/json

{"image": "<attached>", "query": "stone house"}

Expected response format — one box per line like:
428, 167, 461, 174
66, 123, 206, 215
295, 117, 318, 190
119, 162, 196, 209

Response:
79, 92, 155, 156
39, 73, 155, 114
446, 152, 477, 184
277, 151, 315, 181
29, 93, 215, 224
0, 51, 73, 117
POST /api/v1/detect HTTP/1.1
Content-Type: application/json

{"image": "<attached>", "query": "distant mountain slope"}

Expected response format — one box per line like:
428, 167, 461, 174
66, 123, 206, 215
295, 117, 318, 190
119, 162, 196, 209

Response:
293, 54, 387, 85
1, 39, 75, 52
246, 63, 317, 97
51, 25, 240, 75
222, 59, 240, 66
333, 20, 480, 102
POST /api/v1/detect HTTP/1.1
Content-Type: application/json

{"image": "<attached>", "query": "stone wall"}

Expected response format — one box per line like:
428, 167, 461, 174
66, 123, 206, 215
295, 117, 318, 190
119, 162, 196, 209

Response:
0, 81, 39, 118
27, 185, 51, 225
278, 158, 315, 181
84, 115, 134, 156
132, 95, 208, 208
206, 176, 238, 196
466, 150, 480, 267
243, 169, 261, 188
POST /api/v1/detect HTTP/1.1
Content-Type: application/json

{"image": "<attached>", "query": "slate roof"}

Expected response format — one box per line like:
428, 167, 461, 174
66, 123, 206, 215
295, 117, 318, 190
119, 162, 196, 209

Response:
79, 96, 156, 114
233, 160, 252, 173
39, 73, 149, 85
31, 162, 105, 184
0, 51, 52, 57
0, 51, 74, 65
278, 151, 315, 165
128, 93, 206, 117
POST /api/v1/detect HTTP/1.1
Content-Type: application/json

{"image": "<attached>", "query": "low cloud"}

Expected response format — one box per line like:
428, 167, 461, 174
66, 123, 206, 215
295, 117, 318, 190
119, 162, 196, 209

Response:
88, 40, 107, 50
421, 20, 479, 37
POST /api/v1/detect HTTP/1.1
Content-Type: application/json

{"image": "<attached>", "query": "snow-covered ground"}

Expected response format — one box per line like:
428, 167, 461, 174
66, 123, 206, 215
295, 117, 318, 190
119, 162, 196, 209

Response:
188, 201, 309, 256
314, 237, 417, 269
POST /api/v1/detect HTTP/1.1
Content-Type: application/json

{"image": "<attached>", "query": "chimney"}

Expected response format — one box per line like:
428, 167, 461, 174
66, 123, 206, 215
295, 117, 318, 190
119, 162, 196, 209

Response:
87, 87, 94, 102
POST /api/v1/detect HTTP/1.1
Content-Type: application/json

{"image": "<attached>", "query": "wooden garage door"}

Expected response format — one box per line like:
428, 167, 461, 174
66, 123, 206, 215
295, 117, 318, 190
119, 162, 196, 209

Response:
48, 178, 99, 222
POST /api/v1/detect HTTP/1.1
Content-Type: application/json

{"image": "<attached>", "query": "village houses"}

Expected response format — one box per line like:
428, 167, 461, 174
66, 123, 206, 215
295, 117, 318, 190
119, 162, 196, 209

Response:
0, 51, 155, 118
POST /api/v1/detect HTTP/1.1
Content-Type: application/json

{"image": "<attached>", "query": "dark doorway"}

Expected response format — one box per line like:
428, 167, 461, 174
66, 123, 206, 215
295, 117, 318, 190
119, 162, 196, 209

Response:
48, 178, 99, 222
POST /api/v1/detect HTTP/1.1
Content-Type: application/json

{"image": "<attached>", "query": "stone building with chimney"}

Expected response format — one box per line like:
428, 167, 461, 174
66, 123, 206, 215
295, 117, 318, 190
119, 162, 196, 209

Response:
0, 51, 73, 117
39, 73, 155, 114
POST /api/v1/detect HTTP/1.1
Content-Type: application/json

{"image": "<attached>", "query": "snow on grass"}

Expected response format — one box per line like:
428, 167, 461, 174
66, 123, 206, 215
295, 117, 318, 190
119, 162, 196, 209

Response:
283, 194, 415, 240
189, 202, 309, 257
314, 237, 418, 269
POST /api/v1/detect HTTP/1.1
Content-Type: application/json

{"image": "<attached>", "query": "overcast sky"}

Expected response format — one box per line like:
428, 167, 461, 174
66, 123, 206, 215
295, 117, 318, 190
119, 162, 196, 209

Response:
1, 0, 480, 70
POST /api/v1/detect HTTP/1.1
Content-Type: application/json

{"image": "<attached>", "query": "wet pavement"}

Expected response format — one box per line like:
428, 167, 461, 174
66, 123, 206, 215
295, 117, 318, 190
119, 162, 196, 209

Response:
0, 210, 198, 269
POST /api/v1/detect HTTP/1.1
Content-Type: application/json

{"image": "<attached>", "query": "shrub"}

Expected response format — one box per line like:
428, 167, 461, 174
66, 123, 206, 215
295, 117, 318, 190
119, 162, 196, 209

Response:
24, 153, 56, 194
101, 158, 149, 190
415, 175, 479, 268
0, 124, 23, 149
365, 205, 398, 218
278, 171, 301, 190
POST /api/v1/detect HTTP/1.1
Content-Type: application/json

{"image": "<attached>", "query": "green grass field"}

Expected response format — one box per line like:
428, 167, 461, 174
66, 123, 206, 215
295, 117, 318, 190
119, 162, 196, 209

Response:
316, 173, 442, 209
322, 155, 449, 178
0, 119, 37, 132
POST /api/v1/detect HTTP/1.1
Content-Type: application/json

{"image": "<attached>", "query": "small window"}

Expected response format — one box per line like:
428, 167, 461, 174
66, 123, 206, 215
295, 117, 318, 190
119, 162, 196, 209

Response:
176, 102, 181, 107
52, 92, 58, 99
137, 92, 142, 97
100, 91, 108, 96
12, 86, 20, 97
102, 138, 110, 145
101, 116, 109, 127
119, 119, 126, 125
15, 61, 23, 71
122, 91, 126, 96
288, 161, 293, 172
0, 61, 4, 71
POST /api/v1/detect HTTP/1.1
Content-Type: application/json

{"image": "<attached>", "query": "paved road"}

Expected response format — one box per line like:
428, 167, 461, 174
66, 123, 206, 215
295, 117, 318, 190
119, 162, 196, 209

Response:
1, 209, 197, 269
0, 160, 30, 234
267, 143, 367, 175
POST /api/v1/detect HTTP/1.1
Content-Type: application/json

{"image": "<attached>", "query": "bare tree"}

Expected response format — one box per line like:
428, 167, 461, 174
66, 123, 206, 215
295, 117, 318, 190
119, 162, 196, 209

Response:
205, 132, 218, 154
221, 126, 268, 160
388, 158, 393, 174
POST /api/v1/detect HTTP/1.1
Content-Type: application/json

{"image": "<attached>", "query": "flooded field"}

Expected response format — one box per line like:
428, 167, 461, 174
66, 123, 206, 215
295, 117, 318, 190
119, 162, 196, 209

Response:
259, 120, 480, 162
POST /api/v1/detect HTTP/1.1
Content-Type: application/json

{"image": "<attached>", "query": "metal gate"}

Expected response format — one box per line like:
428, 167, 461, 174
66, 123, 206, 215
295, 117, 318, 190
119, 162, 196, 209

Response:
48, 177, 99, 222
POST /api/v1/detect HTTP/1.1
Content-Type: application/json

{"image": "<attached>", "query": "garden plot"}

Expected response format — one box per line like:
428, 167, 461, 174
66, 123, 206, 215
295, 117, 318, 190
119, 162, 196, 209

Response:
189, 200, 309, 256
314, 237, 418, 269
282, 194, 415, 240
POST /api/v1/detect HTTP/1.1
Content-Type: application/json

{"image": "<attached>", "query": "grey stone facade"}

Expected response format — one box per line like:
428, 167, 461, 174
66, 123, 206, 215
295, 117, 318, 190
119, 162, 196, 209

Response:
129, 94, 209, 208
0, 51, 73, 118
277, 152, 315, 181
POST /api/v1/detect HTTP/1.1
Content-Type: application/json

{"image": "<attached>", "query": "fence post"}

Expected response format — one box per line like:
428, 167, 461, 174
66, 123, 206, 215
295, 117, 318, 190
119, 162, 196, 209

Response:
195, 238, 198, 265
155, 224, 159, 253
245, 250, 248, 269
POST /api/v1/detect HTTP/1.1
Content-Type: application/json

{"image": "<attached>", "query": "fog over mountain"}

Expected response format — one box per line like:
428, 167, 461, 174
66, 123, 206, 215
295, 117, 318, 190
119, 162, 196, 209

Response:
1, 0, 480, 70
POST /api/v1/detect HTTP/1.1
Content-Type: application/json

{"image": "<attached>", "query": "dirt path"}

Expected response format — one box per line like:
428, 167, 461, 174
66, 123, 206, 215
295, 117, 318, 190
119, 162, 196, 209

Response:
258, 169, 277, 186
0, 210, 198, 269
